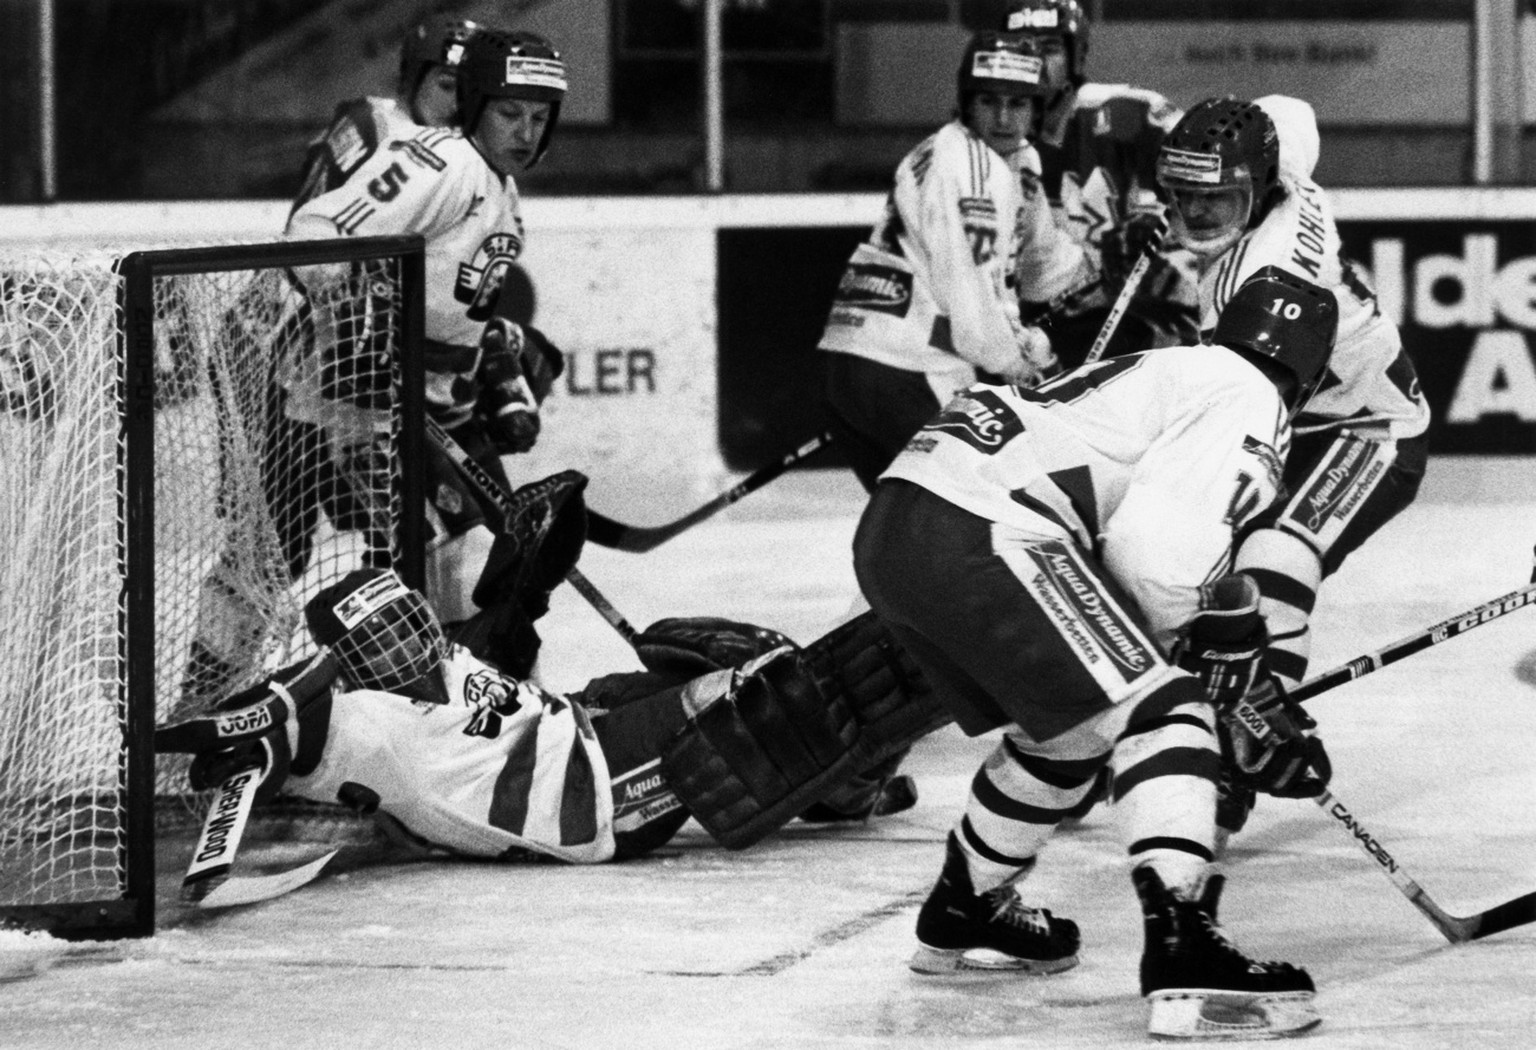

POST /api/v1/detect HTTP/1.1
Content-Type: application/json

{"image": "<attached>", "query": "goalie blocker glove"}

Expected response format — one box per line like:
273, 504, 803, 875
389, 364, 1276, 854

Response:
476, 319, 565, 456
1174, 574, 1331, 799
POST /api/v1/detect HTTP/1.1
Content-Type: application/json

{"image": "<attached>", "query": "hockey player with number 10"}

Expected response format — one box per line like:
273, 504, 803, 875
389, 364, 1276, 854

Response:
853, 270, 1339, 1040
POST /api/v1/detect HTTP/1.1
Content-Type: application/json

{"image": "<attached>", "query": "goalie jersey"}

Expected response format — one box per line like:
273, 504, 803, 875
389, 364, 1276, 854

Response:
882, 345, 1288, 649
286, 645, 616, 864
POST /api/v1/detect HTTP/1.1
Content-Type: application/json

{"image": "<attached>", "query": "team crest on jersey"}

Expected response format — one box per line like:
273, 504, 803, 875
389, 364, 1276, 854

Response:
455, 231, 524, 321
833, 261, 912, 315
927, 388, 1023, 454
462, 669, 523, 739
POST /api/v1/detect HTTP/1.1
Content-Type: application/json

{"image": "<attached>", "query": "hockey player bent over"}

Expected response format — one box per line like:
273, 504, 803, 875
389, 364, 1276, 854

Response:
158, 554, 952, 864
852, 270, 1338, 1040
999, 0, 1198, 365
1156, 96, 1431, 841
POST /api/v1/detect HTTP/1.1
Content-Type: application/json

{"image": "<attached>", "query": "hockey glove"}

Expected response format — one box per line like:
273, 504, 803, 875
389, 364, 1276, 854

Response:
1099, 210, 1167, 288
1218, 679, 1332, 799
633, 616, 798, 680
477, 318, 540, 455
519, 324, 565, 405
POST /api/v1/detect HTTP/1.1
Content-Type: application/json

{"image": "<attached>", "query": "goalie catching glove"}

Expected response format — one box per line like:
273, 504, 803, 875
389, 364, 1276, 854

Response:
476, 318, 565, 455
1174, 573, 1331, 799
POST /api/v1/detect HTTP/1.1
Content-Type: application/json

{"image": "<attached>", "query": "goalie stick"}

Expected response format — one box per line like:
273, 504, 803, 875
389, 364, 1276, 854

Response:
1282, 578, 1536, 942
422, 416, 641, 646
585, 430, 835, 553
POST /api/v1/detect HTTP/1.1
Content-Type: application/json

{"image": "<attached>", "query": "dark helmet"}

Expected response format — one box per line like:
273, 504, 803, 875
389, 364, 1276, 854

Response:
305, 569, 448, 703
1002, 0, 1089, 87
957, 32, 1051, 108
456, 28, 568, 165
1211, 266, 1338, 413
397, 16, 480, 105
1156, 97, 1282, 255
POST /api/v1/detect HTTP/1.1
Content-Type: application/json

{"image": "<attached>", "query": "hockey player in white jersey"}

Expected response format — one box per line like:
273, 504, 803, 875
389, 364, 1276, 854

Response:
1000, 0, 1198, 365
1155, 95, 1431, 839
289, 14, 484, 214
283, 27, 569, 630
853, 270, 1337, 1040
817, 31, 1097, 492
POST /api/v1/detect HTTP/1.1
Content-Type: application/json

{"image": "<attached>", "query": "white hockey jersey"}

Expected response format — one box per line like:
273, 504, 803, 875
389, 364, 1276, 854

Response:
289, 96, 419, 216
882, 345, 1289, 648
286, 123, 527, 427
286, 645, 616, 864
1194, 97, 1430, 442
818, 120, 1090, 391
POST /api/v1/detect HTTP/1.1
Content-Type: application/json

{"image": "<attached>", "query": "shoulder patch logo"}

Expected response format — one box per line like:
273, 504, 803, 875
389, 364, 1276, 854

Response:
927, 388, 1024, 454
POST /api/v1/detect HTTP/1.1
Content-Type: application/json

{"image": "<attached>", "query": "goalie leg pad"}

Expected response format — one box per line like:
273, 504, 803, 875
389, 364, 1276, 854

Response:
659, 648, 861, 850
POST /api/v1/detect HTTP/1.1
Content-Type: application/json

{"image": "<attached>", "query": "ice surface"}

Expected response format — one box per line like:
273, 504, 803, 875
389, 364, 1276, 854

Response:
2, 458, 1533, 1049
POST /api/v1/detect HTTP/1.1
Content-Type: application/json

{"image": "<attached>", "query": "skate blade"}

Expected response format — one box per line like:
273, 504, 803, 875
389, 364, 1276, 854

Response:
909, 944, 1079, 978
1147, 989, 1320, 1041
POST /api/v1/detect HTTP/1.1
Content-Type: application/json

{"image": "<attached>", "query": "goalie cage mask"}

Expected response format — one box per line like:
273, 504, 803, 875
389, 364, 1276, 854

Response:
1211, 265, 1338, 416
1156, 97, 1281, 258
306, 569, 449, 704
1002, 0, 1089, 88
456, 28, 568, 166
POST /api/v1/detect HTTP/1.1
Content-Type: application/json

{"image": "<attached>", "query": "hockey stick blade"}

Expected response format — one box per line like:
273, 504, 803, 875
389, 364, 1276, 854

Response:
197, 849, 340, 910
182, 763, 263, 902
586, 431, 835, 552
1315, 789, 1536, 943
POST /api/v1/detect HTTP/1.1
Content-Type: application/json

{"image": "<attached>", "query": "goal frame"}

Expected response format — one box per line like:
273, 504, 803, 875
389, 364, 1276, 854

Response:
0, 235, 425, 940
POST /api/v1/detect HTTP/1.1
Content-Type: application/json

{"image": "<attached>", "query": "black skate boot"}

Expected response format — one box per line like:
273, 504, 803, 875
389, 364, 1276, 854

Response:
1133, 866, 1319, 1040
910, 833, 1080, 976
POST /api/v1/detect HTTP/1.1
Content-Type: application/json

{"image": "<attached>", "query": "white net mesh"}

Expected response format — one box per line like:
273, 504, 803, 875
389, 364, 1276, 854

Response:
0, 242, 419, 933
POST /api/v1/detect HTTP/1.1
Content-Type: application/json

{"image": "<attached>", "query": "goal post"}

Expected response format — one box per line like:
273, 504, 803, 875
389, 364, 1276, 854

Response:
0, 235, 425, 940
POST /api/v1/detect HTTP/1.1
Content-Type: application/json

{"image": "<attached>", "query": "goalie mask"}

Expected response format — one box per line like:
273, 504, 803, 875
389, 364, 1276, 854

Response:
1156, 97, 1281, 258
398, 15, 481, 125
1211, 266, 1338, 416
456, 29, 568, 167
305, 569, 448, 704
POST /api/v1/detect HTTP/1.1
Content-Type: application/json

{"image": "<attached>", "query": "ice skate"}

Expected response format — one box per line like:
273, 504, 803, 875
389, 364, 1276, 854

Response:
1133, 867, 1319, 1040
909, 833, 1080, 976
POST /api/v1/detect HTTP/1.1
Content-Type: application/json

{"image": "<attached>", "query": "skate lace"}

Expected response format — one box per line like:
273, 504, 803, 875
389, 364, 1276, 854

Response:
1200, 912, 1292, 972
985, 888, 1052, 936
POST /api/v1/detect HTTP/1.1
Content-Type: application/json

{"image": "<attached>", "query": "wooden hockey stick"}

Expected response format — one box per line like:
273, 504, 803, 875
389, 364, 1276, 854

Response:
1313, 787, 1536, 942
423, 417, 641, 646
1081, 251, 1151, 366
585, 430, 836, 553
182, 762, 264, 902
1280, 579, 1536, 941
1291, 579, 1536, 705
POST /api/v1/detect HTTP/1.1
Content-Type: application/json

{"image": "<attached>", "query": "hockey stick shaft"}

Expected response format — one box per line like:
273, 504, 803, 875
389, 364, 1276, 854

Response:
1081, 251, 1151, 366
1313, 787, 1536, 942
1290, 580, 1536, 705
423, 417, 640, 646
585, 430, 835, 553
183, 763, 263, 901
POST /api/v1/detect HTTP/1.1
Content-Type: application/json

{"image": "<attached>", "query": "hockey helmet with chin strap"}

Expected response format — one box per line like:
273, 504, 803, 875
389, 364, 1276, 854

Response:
1210, 266, 1338, 415
1156, 97, 1282, 257
305, 568, 449, 704
1002, 0, 1089, 88
398, 15, 481, 119
455, 28, 568, 165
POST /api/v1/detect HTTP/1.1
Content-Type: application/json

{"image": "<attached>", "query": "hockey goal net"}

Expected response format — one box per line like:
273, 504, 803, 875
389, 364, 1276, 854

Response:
0, 236, 424, 939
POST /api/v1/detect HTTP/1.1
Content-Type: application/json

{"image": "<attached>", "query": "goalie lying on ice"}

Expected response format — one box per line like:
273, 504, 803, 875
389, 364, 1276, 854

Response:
156, 568, 949, 863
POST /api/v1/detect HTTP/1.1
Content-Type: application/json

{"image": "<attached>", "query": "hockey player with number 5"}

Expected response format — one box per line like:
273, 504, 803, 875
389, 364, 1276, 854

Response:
284, 28, 570, 631
1155, 96, 1432, 842
853, 270, 1338, 1040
